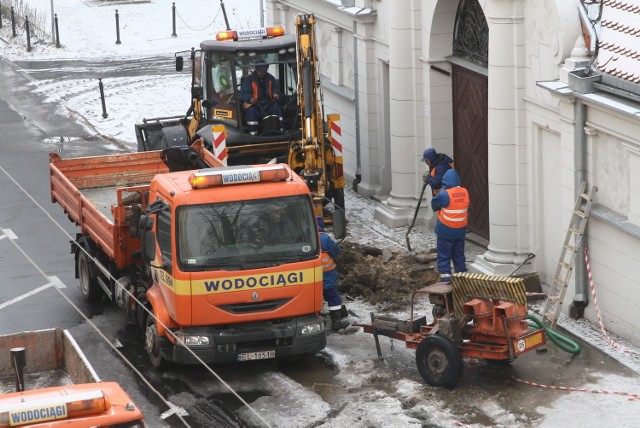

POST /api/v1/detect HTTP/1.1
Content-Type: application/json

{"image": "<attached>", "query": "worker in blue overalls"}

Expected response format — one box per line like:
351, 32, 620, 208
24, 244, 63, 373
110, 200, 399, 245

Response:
317, 216, 350, 331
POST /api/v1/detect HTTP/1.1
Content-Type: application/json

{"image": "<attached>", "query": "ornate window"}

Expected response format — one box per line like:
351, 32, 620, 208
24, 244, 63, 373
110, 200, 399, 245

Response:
453, 0, 489, 68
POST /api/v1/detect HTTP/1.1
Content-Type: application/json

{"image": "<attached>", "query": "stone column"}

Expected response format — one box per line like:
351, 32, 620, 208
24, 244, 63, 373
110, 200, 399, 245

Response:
473, 0, 529, 275
374, 1, 424, 227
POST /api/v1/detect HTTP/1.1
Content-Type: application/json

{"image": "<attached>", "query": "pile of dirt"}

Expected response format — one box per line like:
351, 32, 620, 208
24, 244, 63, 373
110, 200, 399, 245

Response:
335, 242, 441, 311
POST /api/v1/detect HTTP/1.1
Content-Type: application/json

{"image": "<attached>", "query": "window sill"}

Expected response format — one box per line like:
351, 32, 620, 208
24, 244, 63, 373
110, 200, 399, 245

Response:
591, 203, 640, 239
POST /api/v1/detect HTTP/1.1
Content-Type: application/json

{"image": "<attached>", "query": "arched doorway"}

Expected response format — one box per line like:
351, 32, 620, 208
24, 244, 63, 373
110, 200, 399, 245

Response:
451, 0, 489, 240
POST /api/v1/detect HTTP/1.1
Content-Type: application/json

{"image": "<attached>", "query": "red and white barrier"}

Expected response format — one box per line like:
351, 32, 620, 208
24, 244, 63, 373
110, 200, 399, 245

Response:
585, 247, 640, 355
513, 376, 640, 401
212, 125, 227, 166
328, 114, 342, 159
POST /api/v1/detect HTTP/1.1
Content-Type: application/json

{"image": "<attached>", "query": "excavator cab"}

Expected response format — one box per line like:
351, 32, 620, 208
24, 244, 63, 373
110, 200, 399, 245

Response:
181, 29, 302, 165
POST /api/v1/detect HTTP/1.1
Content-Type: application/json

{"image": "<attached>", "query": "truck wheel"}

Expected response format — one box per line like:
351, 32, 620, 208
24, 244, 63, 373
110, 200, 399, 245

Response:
415, 335, 463, 389
145, 314, 167, 369
77, 250, 101, 303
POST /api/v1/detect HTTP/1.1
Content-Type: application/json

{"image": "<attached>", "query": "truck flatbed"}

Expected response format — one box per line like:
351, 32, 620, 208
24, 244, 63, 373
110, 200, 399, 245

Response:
80, 186, 120, 219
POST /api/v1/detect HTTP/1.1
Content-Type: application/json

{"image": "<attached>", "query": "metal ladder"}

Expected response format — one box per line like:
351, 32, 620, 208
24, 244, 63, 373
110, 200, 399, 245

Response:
541, 181, 597, 329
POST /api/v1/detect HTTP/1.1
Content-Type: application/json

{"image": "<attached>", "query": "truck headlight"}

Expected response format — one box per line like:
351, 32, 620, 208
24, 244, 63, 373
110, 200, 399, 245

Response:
176, 334, 210, 346
301, 322, 324, 335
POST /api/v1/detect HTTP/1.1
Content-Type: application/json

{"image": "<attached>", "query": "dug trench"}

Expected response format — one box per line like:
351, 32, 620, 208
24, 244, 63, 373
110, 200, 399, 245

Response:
334, 242, 441, 312
334, 242, 543, 312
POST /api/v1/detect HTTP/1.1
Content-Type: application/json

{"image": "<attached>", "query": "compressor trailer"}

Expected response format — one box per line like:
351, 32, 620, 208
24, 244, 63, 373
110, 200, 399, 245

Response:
359, 272, 546, 388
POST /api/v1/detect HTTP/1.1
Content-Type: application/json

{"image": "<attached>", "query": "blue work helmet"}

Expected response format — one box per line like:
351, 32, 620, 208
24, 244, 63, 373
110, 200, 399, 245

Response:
420, 148, 437, 164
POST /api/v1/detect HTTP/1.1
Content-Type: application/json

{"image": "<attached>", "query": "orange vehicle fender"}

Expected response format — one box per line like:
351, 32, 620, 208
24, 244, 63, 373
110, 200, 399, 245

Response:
145, 285, 174, 339
0, 382, 144, 427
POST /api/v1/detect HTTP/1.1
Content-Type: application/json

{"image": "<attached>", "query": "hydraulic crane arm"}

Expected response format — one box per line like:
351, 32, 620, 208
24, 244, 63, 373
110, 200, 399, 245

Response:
293, 15, 327, 200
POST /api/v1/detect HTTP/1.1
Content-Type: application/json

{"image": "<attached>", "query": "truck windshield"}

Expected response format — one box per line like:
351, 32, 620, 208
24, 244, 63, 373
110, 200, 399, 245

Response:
176, 195, 318, 270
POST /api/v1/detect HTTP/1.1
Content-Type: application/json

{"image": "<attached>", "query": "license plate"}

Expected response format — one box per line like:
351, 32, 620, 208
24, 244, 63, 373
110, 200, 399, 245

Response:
237, 350, 276, 362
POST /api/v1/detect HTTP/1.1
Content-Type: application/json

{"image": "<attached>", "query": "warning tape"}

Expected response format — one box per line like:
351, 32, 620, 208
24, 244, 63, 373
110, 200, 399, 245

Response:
585, 247, 640, 356
513, 376, 640, 401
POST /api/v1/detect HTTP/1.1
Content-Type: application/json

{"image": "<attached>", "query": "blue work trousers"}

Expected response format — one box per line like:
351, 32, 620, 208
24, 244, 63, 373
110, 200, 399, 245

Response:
245, 101, 283, 133
436, 236, 467, 282
323, 269, 342, 310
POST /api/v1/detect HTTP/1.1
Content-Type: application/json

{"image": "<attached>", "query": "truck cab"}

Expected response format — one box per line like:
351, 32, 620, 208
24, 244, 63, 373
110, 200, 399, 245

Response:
139, 163, 328, 366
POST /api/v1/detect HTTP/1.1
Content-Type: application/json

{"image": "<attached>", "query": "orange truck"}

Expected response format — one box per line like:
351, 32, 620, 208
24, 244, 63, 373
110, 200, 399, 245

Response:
0, 328, 144, 427
49, 143, 340, 367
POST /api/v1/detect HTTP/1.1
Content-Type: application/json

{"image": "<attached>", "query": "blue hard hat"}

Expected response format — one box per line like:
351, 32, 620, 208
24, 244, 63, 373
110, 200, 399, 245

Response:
420, 148, 437, 163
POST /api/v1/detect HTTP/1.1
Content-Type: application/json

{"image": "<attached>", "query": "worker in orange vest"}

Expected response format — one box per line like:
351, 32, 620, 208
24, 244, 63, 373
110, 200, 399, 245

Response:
431, 169, 469, 283
241, 63, 284, 135
421, 148, 454, 195
317, 216, 350, 331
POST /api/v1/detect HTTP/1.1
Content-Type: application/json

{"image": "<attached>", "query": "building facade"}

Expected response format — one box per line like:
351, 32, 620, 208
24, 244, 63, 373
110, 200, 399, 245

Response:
266, 0, 640, 348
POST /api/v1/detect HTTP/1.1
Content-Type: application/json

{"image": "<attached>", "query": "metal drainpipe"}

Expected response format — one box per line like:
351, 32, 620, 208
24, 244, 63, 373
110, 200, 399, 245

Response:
352, 20, 362, 190
571, 98, 588, 318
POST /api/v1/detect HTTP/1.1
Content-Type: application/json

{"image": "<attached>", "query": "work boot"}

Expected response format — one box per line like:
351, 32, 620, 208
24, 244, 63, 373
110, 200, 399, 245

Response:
340, 304, 349, 318
330, 310, 350, 331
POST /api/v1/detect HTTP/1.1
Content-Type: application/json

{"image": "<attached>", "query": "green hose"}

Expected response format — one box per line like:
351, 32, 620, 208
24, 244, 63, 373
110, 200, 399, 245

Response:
526, 314, 581, 354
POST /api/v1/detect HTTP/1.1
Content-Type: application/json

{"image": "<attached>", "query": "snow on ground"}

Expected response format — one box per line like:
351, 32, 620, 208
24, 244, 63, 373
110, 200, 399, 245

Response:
3, 1, 640, 426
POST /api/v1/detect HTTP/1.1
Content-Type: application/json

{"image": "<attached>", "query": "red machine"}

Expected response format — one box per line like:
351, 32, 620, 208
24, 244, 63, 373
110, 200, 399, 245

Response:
359, 272, 546, 388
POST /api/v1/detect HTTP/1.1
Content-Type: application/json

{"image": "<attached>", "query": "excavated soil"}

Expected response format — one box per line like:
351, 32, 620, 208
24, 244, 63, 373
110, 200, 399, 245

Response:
335, 242, 441, 312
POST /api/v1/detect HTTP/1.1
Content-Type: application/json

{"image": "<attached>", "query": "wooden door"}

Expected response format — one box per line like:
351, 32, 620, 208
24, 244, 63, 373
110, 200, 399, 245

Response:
452, 64, 489, 240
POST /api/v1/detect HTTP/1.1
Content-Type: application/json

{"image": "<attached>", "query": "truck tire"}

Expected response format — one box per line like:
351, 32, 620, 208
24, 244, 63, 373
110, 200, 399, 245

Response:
415, 334, 463, 389
77, 249, 101, 303
145, 313, 167, 369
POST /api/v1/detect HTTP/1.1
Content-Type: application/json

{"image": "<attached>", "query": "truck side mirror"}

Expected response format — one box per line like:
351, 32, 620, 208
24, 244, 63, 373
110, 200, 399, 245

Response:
176, 56, 184, 72
139, 215, 157, 263
332, 210, 346, 240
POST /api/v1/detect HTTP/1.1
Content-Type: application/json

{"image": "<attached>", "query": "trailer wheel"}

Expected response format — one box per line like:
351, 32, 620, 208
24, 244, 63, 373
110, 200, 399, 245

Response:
77, 250, 101, 303
415, 335, 463, 389
145, 314, 167, 369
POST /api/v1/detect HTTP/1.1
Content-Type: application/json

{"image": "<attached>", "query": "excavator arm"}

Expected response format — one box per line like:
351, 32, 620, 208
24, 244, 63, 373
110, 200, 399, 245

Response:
289, 14, 345, 218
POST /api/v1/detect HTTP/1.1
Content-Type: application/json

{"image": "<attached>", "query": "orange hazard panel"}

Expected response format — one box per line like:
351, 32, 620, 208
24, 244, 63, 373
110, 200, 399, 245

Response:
0, 382, 144, 427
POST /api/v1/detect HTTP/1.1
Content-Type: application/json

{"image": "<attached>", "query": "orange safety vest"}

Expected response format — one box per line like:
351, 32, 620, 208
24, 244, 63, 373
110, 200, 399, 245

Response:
429, 161, 455, 178
437, 187, 469, 228
251, 79, 274, 100
320, 232, 337, 272
321, 252, 336, 272
429, 162, 455, 195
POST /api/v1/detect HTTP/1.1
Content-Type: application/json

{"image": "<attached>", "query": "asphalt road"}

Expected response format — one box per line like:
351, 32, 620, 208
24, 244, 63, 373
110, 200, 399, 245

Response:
2, 55, 640, 427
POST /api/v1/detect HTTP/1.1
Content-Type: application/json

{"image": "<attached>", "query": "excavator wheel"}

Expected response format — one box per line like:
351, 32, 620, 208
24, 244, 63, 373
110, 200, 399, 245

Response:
415, 334, 463, 389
